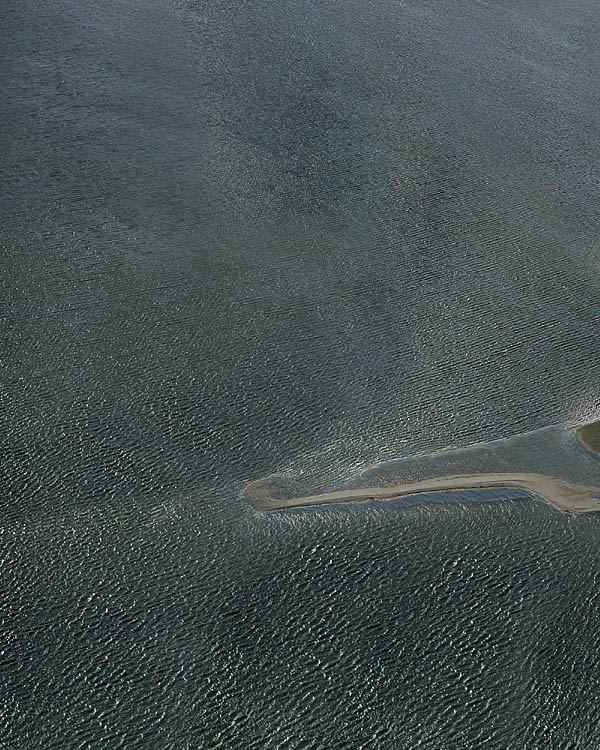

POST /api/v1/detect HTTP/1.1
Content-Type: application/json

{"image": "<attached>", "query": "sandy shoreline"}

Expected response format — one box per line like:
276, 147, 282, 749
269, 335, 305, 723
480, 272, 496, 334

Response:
246, 472, 600, 514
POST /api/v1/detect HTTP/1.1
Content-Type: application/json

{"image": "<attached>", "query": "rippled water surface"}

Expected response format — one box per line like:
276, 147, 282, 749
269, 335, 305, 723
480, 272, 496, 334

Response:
3, 0, 600, 746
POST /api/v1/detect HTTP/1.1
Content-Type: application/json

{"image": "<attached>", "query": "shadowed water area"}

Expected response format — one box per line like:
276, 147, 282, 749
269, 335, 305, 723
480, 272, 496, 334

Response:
3, 0, 600, 746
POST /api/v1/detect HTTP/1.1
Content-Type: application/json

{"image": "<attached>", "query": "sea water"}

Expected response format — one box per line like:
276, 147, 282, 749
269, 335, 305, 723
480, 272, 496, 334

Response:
3, 0, 600, 746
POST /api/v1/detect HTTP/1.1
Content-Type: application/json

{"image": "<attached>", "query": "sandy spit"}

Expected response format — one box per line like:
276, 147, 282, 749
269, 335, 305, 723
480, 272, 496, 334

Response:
245, 473, 600, 514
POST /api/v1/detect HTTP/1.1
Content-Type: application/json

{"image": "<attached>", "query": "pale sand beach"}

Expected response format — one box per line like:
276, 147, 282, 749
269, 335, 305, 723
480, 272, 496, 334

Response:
246, 422, 600, 514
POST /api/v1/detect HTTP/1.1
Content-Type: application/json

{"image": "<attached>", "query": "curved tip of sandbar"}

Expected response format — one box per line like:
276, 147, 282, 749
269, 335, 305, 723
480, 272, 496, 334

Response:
575, 420, 600, 453
241, 478, 284, 512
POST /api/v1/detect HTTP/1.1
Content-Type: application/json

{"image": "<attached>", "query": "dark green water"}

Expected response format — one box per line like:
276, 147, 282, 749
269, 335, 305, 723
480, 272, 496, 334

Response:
3, 0, 600, 746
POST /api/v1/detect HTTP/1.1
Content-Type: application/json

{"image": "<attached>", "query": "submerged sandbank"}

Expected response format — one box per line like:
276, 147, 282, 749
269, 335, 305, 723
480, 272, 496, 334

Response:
245, 421, 600, 514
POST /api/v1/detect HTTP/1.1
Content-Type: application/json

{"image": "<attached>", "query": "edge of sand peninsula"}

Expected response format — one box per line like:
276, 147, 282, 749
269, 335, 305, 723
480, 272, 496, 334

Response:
576, 422, 600, 453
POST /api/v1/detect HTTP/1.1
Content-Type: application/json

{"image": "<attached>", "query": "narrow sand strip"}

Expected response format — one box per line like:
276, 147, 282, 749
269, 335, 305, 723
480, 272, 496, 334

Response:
245, 473, 600, 514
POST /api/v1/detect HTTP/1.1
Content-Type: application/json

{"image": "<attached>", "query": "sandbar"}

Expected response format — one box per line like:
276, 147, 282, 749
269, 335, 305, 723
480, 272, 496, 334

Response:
245, 472, 600, 514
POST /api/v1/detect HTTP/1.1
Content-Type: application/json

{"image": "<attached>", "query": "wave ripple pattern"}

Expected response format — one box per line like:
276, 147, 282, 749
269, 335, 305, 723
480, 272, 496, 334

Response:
3, 0, 600, 747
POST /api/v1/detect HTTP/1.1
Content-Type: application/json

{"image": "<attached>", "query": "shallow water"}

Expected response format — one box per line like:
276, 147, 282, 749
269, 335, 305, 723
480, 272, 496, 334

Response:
3, 0, 600, 746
